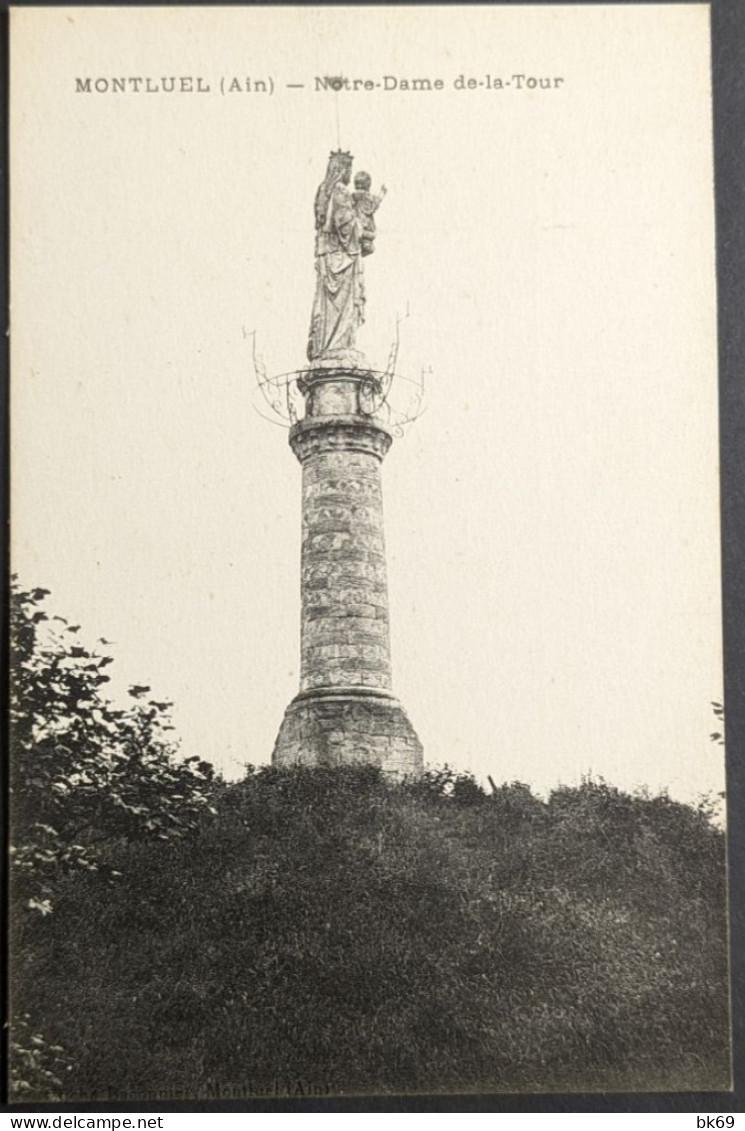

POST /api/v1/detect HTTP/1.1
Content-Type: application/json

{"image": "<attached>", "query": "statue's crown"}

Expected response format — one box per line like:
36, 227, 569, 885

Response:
330, 149, 353, 164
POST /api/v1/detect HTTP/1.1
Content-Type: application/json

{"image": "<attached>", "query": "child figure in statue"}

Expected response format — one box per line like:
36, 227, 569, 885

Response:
352, 172, 387, 257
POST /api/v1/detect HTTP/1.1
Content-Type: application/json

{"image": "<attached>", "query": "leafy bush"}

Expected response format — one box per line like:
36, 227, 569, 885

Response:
10, 766, 730, 1101
405, 763, 487, 805
8, 1015, 73, 1101
9, 581, 219, 1101
9, 580, 218, 914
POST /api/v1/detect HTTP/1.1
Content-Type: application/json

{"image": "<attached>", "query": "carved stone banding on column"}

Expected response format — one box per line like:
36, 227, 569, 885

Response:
290, 415, 393, 463
273, 358, 422, 773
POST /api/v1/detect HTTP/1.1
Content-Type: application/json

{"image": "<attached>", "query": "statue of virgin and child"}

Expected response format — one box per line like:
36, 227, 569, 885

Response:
306, 150, 387, 367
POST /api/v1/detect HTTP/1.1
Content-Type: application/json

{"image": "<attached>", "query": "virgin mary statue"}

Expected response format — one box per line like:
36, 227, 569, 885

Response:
307, 151, 366, 366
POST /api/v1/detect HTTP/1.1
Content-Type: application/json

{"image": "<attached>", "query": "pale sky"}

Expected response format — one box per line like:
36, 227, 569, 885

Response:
11, 5, 724, 803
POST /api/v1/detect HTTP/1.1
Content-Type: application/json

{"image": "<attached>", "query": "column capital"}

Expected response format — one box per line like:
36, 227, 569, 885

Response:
289, 416, 393, 464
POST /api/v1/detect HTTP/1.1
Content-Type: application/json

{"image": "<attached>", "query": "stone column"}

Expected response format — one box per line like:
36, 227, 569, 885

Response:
273, 370, 422, 776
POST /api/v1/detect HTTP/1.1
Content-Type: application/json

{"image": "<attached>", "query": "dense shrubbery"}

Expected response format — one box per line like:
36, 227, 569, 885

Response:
9, 581, 218, 915
9, 585, 731, 1100
8, 582, 220, 1097
11, 765, 730, 1100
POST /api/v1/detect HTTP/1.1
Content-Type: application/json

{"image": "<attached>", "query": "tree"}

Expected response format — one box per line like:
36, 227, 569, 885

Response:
9, 579, 218, 914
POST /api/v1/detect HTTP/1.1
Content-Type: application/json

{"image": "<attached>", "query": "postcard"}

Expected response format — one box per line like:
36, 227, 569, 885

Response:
9, 4, 730, 1102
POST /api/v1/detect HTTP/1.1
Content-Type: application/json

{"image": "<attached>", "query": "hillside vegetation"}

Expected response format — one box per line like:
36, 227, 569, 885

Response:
11, 765, 730, 1100
9, 583, 730, 1099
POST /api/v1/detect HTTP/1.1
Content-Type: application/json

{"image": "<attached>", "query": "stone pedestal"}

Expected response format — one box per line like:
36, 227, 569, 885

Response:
273, 368, 422, 776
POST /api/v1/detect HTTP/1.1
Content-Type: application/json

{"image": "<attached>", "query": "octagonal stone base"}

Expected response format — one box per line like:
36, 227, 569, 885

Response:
272, 688, 423, 778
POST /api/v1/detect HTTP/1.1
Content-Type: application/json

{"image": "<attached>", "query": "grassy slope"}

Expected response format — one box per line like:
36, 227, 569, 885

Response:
12, 768, 731, 1100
